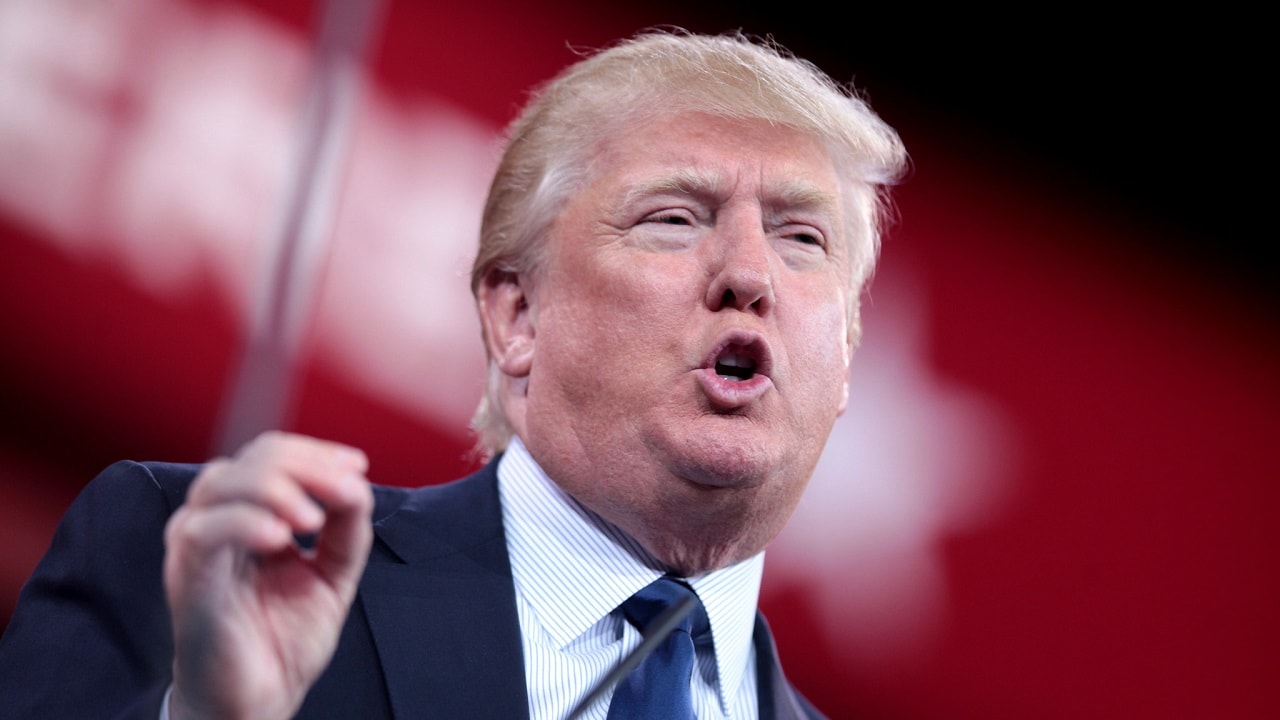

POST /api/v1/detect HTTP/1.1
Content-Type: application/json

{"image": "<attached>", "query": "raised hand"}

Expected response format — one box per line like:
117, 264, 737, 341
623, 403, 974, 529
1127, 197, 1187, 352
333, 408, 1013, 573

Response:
162, 432, 374, 720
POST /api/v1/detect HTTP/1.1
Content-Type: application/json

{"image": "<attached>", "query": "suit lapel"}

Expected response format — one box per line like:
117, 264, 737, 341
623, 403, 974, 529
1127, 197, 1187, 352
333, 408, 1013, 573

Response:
754, 613, 826, 720
353, 460, 821, 720
360, 461, 530, 719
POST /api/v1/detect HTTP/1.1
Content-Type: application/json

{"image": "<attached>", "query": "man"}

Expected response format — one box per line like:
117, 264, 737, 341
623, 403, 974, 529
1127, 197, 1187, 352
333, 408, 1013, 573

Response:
0, 29, 905, 719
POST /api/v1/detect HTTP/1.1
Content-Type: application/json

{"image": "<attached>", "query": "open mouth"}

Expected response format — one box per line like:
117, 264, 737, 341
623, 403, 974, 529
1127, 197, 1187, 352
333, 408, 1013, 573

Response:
715, 352, 758, 381
699, 333, 773, 407
707, 335, 770, 383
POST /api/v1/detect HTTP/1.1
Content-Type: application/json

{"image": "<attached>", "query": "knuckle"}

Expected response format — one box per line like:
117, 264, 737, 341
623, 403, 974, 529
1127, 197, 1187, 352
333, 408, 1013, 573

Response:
239, 430, 284, 460
258, 478, 296, 509
163, 507, 193, 546
259, 429, 288, 445
188, 459, 228, 503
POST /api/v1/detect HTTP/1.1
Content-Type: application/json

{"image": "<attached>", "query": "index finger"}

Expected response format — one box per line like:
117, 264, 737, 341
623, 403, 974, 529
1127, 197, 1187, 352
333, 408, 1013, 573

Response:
189, 432, 369, 518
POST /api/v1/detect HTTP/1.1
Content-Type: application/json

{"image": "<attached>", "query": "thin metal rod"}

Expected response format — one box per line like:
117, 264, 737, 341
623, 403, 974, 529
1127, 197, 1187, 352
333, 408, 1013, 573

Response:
214, 0, 385, 455
565, 595, 697, 720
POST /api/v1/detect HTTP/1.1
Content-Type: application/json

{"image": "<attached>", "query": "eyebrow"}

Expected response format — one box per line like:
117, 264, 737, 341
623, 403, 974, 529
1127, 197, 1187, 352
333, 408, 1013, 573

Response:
619, 169, 730, 207
761, 179, 840, 219
620, 170, 840, 217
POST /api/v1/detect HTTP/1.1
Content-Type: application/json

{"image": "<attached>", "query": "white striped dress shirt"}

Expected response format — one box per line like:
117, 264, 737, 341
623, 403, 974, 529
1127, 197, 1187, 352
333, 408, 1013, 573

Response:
498, 437, 763, 720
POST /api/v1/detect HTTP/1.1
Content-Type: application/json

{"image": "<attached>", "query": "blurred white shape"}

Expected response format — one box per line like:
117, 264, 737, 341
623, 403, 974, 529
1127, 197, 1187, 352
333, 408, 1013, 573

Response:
0, 0, 132, 240
770, 269, 1020, 672
107, 4, 304, 313
0, 0, 494, 432
0, 0, 302, 319
314, 95, 497, 428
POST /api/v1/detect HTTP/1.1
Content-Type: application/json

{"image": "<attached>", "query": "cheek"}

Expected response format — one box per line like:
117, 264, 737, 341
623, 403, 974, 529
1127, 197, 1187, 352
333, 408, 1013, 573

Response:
787, 295, 852, 400
534, 268, 669, 389
575, 258, 692, 335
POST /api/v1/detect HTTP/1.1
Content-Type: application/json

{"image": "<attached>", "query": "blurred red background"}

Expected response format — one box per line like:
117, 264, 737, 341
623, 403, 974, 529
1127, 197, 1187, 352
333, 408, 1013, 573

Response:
1, 1, 1275, 718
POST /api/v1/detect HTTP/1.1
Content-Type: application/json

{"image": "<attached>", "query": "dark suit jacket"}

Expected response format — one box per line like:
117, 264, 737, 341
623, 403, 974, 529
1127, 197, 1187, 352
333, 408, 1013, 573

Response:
0, 459, 825, 719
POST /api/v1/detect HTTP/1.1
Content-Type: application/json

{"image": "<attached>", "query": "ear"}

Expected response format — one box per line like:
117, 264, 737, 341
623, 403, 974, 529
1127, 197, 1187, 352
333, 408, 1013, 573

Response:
477, 268, 535, 378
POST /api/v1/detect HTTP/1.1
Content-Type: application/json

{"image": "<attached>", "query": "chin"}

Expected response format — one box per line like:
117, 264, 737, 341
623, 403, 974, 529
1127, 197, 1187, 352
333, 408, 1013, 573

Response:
659, 428, 786, 489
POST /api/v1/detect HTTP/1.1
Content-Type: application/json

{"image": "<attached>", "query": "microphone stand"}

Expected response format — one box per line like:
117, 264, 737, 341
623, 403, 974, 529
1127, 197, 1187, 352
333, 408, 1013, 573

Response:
565, 594, 697, 720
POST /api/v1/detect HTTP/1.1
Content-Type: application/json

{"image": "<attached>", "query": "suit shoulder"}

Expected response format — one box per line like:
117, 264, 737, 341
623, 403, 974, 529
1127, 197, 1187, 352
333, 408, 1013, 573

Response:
41, 460, 201, 560
368, 460, 498, 519
0, 460, 192, 718
84, 460, 202, 509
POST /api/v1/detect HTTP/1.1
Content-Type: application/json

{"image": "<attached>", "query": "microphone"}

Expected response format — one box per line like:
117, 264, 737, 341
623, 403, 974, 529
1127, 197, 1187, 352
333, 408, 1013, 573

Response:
565, 593, 698, 720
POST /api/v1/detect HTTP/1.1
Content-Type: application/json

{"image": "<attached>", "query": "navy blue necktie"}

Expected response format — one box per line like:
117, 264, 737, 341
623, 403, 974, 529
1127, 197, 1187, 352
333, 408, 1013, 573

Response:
607, 577, 709, 720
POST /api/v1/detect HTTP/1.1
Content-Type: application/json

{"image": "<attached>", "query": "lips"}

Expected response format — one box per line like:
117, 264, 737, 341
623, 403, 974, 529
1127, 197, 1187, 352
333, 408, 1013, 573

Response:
697, 332, 774, 408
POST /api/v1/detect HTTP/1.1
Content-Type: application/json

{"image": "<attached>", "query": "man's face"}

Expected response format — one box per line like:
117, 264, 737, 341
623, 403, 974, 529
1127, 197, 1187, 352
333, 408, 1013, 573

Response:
518, 112, 855, 574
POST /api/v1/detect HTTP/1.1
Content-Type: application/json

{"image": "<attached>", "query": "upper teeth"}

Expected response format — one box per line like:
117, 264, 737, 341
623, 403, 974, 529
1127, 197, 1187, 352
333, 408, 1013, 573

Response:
716, 353, 756, 381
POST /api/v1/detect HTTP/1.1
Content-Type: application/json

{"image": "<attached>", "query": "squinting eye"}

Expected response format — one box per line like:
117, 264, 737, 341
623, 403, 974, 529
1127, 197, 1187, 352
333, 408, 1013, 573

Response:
647, 213, 691, 226
792, 232, 823, 247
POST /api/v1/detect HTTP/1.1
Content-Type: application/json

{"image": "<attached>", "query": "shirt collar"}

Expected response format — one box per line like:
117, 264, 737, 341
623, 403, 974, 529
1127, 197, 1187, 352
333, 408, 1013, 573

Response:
497, 436, 763, 711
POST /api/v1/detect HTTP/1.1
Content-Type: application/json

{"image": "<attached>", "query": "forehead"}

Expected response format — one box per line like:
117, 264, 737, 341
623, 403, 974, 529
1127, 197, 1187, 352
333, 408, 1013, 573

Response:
584, 112, 844, 209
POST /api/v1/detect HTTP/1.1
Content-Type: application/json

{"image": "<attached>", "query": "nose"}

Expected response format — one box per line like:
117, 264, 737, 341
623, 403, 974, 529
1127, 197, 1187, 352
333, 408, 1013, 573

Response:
703, 219, 776, 316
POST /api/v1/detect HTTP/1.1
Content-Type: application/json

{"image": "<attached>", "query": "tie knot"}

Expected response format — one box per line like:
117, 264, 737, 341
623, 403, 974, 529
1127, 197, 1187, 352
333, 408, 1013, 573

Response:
622, 576, 710, 640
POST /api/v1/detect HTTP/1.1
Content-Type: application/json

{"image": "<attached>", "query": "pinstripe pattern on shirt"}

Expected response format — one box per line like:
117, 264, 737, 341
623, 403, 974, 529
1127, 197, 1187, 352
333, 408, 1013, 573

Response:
498, 437, 762, 720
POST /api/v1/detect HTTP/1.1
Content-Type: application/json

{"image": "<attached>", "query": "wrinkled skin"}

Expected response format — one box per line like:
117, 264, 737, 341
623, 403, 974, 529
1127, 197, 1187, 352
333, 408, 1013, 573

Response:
481, 112, 856, 576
